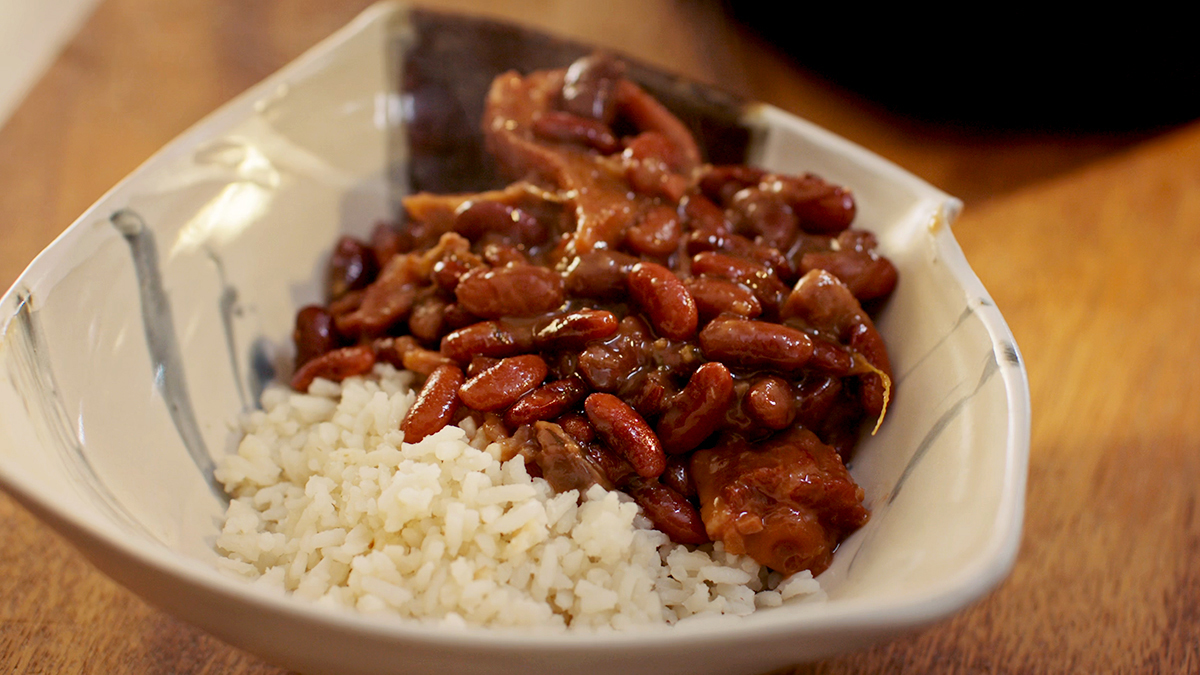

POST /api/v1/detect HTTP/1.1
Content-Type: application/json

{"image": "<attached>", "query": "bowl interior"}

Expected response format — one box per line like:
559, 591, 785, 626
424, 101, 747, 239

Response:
0, 1, 1027, 660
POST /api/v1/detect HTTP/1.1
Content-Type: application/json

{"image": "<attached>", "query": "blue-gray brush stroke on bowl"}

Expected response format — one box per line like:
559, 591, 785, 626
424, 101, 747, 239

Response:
4, 290, 156, 538
111, 208, 224, 499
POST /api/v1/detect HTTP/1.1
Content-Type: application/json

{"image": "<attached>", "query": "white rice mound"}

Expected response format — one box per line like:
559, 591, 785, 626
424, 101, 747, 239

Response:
214, 363, 823, 630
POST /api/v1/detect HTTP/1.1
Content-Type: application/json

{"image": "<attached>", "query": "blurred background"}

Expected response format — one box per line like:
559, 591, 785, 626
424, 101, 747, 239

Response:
727, 5, 1200, 133
0, 0, 100, 127
4, 1, 1193, 238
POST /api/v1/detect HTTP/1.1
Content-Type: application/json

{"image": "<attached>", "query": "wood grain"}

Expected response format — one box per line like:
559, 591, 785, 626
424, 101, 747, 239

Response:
2, 0, 1198, 673
790, 122, 1200, 674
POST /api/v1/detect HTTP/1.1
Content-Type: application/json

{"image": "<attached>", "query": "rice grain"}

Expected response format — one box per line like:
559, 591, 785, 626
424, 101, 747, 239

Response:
215, 364, 821, 629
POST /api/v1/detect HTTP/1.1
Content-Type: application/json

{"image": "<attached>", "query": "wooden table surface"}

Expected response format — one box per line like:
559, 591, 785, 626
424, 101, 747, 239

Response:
2, 1, 1197, 673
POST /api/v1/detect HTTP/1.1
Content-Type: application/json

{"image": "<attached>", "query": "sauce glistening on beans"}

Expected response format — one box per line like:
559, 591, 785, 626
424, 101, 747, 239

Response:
290, 53, 896, 577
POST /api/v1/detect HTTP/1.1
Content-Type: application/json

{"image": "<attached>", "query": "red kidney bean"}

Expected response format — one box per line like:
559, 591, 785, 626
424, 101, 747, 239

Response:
564, 250, 638, 299
687, 232, 792, 282
729, 186, 799, 250
533, 110, 620, 153
691, 251, 788, 315
656, 361, 735, 454
466, 356, 501, 378
370, 221, 411, 267
624, 478, 708, 544
560, 51, 625, 124
459, 355, 549, 412
628, 262, 698, 340
327, 236, 378, 301
509, 207, 552, 250
403, 347, 457, 376
800, 249, 898, 302
808, 336, 855, 375
660, 454, 696, 498
440, 320, 535, 363
724, 234, 795, 282
699, 165, 767, 206
684, 229, 725, 258
480, 241, 530, 268
704, 169, 855, 237
408, 294, 447, 344
401, 364, 464, 442
848, 322, 892, 418
698, 317, 814, 372
622, 132, 689, 202
625, 205, 682, 257
683, 276, 762, 322
440, 303, 480, 331
504, 377, 588, 428
784, 177, 856, 235
836, 228, 878, 252
848, 320, 891, 379
533, 309, 619, 350
746, 375, 795, 431
786, 231, 837, 266
452, 201, 509, 242
293, 305, 338, 368
455, 264, 565, 318
454, 201, 548, 249
682, 193, 732, 235
584, 393, 665, 479
431, 252, 483, 293
290, 344, 375, 392
555, 412, 596, 445
793, 375, 844, 432
689, 249, 772, 283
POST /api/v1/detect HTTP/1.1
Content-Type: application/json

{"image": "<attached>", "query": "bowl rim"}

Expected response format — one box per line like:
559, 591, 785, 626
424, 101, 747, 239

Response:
0, 0, 1031, 652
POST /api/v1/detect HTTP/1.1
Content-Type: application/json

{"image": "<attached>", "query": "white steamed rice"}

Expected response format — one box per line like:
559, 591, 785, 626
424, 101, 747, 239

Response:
214, 363, 822, 630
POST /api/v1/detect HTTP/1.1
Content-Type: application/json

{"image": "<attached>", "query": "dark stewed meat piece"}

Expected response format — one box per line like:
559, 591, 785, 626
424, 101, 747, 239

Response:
691, 428, 869, 576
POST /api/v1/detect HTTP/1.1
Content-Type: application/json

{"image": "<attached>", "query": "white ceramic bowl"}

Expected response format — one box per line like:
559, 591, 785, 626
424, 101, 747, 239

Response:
0, 4, 1030, 674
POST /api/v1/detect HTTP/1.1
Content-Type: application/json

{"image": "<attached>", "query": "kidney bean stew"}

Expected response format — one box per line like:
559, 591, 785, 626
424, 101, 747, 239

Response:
290, 53, 897, 578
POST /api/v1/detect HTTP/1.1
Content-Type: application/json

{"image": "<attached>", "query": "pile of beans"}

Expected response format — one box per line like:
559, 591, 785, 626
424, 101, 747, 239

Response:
288, 54, 896, 576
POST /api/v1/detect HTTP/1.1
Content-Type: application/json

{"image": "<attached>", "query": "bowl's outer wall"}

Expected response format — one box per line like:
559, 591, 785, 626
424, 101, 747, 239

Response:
0, 3, 1029, 674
